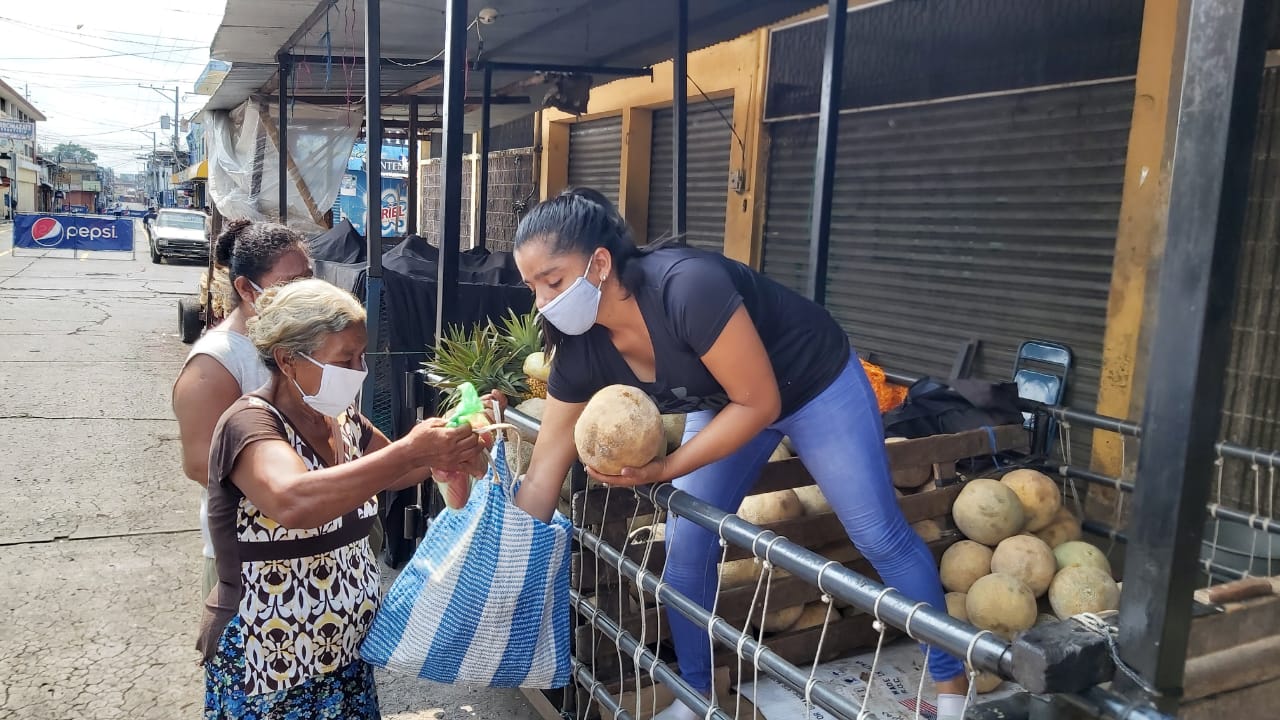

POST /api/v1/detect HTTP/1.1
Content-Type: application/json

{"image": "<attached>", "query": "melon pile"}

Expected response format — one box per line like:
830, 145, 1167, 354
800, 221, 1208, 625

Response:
942, 469, 1120, 645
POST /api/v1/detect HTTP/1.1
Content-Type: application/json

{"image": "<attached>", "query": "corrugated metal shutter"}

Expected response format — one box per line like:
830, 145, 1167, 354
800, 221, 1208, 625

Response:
1219, 67, 1280, 511
648, 97, 736, 251
568, 116, 623, 206
762, 80, 1134, 442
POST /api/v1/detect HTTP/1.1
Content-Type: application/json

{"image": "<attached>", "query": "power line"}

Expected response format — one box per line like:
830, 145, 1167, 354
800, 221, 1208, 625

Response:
0, 16, 211, 45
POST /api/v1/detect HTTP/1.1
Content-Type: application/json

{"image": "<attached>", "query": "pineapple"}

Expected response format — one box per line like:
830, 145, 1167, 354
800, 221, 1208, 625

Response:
423, 322, 526, 408
498, 308, 548, 398
523, 351, 551, 399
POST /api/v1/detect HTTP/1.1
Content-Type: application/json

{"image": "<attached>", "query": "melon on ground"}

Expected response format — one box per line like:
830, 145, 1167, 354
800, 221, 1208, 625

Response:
939, 540, 994, 594
953, 479, 1027, 546
1033, 507, 1083, 548
769, 442, 793, 462
966, 573, 1038, 638
793, 485, 832, 516
912, 519, 944, 543
1053, 541, 1112, 575
1000, 469, 1062, 532
990, 535, 1057, 597
945, 592, 968, 622
737, 489, 805, 526
574, 385, 665, 475
1049, 565, 1120, 620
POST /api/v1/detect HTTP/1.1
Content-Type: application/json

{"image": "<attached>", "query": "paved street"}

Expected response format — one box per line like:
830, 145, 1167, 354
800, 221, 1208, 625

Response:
0, 220, 539, 719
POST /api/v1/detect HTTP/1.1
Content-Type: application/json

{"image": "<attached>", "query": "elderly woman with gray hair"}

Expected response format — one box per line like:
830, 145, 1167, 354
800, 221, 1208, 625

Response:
200, 278, 485, 719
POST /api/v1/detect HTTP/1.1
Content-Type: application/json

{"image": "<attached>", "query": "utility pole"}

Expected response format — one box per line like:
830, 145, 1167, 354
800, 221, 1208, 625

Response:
140, 84, 183, 207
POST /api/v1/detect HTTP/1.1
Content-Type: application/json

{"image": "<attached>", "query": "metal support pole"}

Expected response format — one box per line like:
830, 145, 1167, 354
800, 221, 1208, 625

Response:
277, 55, 291, 224
407, 97, 419, 235
436, 0, 467, 340
1114, 0, 1272, 709
806, 0, 846, 304
361, 0, 384, 420
672, 0, 688, 239
477, 65, 492, 250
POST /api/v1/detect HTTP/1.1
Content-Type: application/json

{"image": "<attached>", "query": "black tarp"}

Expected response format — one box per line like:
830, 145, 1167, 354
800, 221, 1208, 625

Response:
307, 219, 367, 264
315, 232, 533, 566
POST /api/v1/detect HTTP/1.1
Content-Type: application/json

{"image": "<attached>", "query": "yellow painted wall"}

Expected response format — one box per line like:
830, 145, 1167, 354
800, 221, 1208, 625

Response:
540, 30, 769, 266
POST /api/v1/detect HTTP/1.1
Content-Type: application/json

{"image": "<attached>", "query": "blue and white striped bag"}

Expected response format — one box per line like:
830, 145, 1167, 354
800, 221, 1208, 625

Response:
360, 436, 573, 688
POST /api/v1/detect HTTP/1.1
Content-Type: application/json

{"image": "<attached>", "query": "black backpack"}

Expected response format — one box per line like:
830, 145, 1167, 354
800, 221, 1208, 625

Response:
883, 377, 1025, 439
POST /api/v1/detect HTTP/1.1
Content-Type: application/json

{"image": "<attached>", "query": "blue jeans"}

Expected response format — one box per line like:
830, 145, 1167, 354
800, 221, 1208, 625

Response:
662, 357, 964, 691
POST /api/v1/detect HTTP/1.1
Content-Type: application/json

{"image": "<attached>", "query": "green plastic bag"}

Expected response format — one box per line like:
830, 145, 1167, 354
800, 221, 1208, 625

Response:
446, 382, 485, 428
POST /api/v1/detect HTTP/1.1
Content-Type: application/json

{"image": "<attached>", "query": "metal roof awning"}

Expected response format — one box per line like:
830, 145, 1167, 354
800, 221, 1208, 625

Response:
202, 0, 821, 120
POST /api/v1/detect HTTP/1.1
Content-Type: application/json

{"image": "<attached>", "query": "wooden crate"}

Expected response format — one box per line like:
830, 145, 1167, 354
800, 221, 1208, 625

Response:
569, 424, 1029, 692
1180, 579, 1280, 718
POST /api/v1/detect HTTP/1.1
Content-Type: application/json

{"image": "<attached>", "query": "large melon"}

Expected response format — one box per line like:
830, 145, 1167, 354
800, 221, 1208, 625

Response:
737, 489, 805, 526
574, 385, 665, 475
911, 519, 944, 543
1033, 507, 1083, 548
1000, 469, 1062, 532
886, 436, 932, 488
1048, 566, 1120, 620
939, 540, 994, 594
945, 592, 969, 622
953, 479, 1027, 546
990, 535, 1056, 597
966, 573, 1038, 638
1053, 541, 1112, 575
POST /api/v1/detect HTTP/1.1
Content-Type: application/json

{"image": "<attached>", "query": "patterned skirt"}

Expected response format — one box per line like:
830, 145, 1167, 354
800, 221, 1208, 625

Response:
205, 616, 381, 720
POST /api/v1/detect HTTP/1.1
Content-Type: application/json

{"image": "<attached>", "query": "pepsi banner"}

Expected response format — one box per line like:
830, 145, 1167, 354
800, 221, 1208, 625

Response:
13, 213, 134, 252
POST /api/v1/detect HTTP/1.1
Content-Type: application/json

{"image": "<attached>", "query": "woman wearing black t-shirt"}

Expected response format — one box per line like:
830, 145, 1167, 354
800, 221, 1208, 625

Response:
511, 188, 966, 719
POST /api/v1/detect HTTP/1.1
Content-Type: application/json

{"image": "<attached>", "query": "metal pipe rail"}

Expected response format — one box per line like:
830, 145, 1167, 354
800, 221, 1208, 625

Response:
571, 585, 735, 720
1050, 464, 1280, 538
577, 526, 870, 720
641, 484, 1013, 677
1078, 519, 1248, 582
572, 657, 635, 720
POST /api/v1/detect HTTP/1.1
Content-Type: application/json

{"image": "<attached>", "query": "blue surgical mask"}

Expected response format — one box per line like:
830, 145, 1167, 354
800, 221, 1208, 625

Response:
538, 255, 604, 336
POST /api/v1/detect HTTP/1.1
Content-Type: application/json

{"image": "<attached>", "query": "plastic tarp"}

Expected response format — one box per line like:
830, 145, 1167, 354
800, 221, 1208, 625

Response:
308, 218, 367, 264
204, 99, 360, 235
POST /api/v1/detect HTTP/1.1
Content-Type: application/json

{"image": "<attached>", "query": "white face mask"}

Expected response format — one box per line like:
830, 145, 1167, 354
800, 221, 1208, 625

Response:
538, 254, 604, 336
247, 279, 265, 312
291, 353, 368, 418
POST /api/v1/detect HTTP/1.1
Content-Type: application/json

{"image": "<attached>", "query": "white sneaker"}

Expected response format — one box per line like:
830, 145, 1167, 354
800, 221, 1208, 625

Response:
652, 697, 701, 720
936, 693, 966, 720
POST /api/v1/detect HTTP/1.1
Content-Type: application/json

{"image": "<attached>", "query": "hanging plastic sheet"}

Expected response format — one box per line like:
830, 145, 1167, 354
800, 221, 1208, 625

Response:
204, 98, 361, 234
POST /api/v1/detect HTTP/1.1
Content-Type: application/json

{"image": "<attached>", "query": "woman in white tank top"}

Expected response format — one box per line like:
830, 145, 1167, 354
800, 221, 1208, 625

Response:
172, 220, 312, 599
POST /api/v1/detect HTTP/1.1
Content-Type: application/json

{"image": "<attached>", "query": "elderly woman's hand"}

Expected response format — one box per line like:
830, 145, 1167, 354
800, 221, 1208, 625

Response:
403, 418, 482, 471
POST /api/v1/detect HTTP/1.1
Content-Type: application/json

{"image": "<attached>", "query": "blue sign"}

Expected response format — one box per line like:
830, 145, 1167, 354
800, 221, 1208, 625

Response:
0, 119, 35, 140
68, 205, 88, 214
337, 169, 408, 237
13, 213, 134, 252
